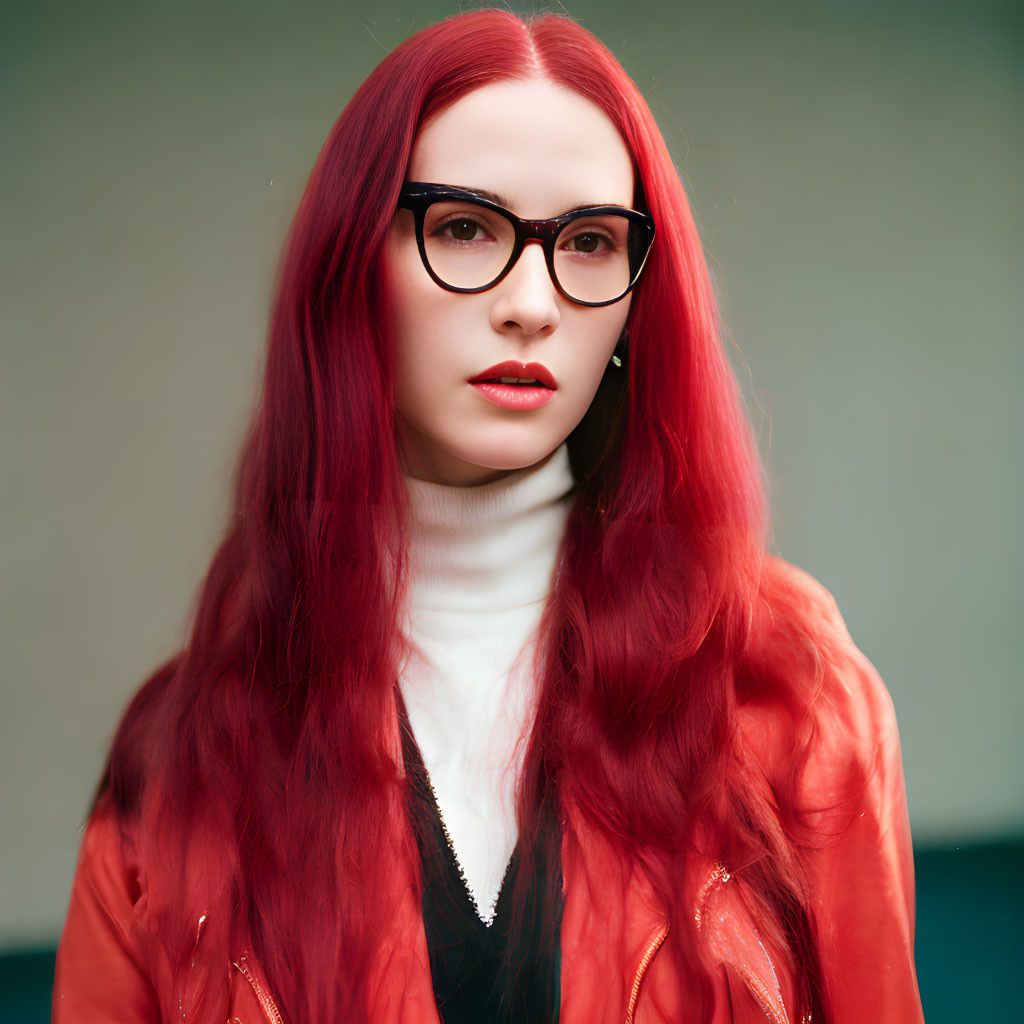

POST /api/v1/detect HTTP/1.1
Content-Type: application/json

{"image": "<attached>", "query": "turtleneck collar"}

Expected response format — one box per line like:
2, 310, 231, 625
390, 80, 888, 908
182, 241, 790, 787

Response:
403, 444, 575, 613
399, 443, 575, 920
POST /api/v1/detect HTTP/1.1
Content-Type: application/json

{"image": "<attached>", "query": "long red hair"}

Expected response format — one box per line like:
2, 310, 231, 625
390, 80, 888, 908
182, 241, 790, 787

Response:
98, 10, 828, 1022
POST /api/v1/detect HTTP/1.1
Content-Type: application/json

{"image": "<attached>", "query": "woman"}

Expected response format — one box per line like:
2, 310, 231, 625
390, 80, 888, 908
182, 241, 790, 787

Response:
53, 10, 924, 1024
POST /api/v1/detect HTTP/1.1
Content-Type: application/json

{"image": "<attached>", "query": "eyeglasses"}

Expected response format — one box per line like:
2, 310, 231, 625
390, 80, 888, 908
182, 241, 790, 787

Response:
396, 182, 656, 308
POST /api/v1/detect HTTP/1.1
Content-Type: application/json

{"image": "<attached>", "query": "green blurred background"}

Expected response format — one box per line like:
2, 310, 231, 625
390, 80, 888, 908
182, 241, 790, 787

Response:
2, 0, 1021, 1020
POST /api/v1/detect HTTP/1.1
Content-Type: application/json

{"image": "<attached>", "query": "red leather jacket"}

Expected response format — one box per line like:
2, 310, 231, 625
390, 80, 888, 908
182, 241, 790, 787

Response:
53, 566, 924, 1023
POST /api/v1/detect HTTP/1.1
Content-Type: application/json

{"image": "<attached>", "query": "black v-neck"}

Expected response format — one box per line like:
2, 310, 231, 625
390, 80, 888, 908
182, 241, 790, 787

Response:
397, 691, 563, 1024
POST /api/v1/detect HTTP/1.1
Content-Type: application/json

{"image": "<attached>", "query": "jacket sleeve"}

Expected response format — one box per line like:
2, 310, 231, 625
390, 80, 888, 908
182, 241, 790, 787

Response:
52, 802, 161, 1023
744, 566, 925, 1023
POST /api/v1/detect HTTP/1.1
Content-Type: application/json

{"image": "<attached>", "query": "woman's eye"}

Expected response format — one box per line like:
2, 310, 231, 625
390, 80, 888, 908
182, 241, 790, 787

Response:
448, 219, 480, 240
566, 231, 611, 254
434, 216, 490, 242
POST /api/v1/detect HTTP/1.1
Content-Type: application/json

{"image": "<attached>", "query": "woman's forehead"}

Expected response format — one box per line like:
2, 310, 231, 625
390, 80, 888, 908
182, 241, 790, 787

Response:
409, 79, 635, 219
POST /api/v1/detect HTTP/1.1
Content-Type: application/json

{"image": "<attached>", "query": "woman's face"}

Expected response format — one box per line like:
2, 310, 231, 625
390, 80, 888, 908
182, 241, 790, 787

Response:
386, 79, 635, 486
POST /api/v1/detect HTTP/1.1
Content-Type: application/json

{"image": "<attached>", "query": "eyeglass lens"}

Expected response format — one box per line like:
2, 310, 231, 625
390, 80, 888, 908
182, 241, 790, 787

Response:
421, 201, 643, 304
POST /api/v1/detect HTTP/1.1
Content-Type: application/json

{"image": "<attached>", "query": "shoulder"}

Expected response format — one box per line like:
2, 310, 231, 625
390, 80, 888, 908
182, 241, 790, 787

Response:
736, 555, 902, 812
722, 559, 922, 1021
65, 662, 178, 935
72, 798, 145, 921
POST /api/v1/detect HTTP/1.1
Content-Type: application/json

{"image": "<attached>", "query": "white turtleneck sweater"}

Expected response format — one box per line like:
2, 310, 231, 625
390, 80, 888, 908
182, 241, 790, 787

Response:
398, 444, 573, 925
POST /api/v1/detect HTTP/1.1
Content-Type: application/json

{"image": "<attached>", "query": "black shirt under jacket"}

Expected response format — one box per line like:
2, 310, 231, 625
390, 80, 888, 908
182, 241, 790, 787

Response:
397, 690, 563, 1024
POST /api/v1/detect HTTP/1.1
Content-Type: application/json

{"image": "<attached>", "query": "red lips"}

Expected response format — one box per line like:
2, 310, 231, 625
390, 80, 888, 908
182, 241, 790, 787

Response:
468, 361, 558, 389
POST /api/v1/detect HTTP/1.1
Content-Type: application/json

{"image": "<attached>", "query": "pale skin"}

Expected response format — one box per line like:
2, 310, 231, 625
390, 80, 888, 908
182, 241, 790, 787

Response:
385, 79, 635, 486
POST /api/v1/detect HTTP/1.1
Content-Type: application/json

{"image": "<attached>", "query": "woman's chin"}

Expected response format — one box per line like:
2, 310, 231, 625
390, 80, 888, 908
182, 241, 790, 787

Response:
401, 437, 563, 487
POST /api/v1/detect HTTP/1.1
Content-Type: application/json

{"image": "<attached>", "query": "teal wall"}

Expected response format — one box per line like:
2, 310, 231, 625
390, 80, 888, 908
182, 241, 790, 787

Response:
2, 0, 1021, 950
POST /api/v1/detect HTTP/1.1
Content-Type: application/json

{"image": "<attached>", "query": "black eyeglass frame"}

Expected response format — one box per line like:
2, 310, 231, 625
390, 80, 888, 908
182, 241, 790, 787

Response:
396, 181, 656, 308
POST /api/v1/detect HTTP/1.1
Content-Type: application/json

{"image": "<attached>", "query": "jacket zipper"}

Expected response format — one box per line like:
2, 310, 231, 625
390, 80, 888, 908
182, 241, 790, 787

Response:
624, 922, 670, 1024
232, 954, 285, 1024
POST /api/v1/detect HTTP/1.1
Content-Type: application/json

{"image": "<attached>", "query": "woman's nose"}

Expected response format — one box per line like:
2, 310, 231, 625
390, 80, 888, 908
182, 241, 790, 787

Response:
489, 240, 561, 337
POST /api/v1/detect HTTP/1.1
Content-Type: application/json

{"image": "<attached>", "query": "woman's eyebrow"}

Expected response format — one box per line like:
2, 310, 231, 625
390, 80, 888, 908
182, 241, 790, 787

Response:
452, 184, 510, 206
562, 201, 630, 214
455, 185, 630, 215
